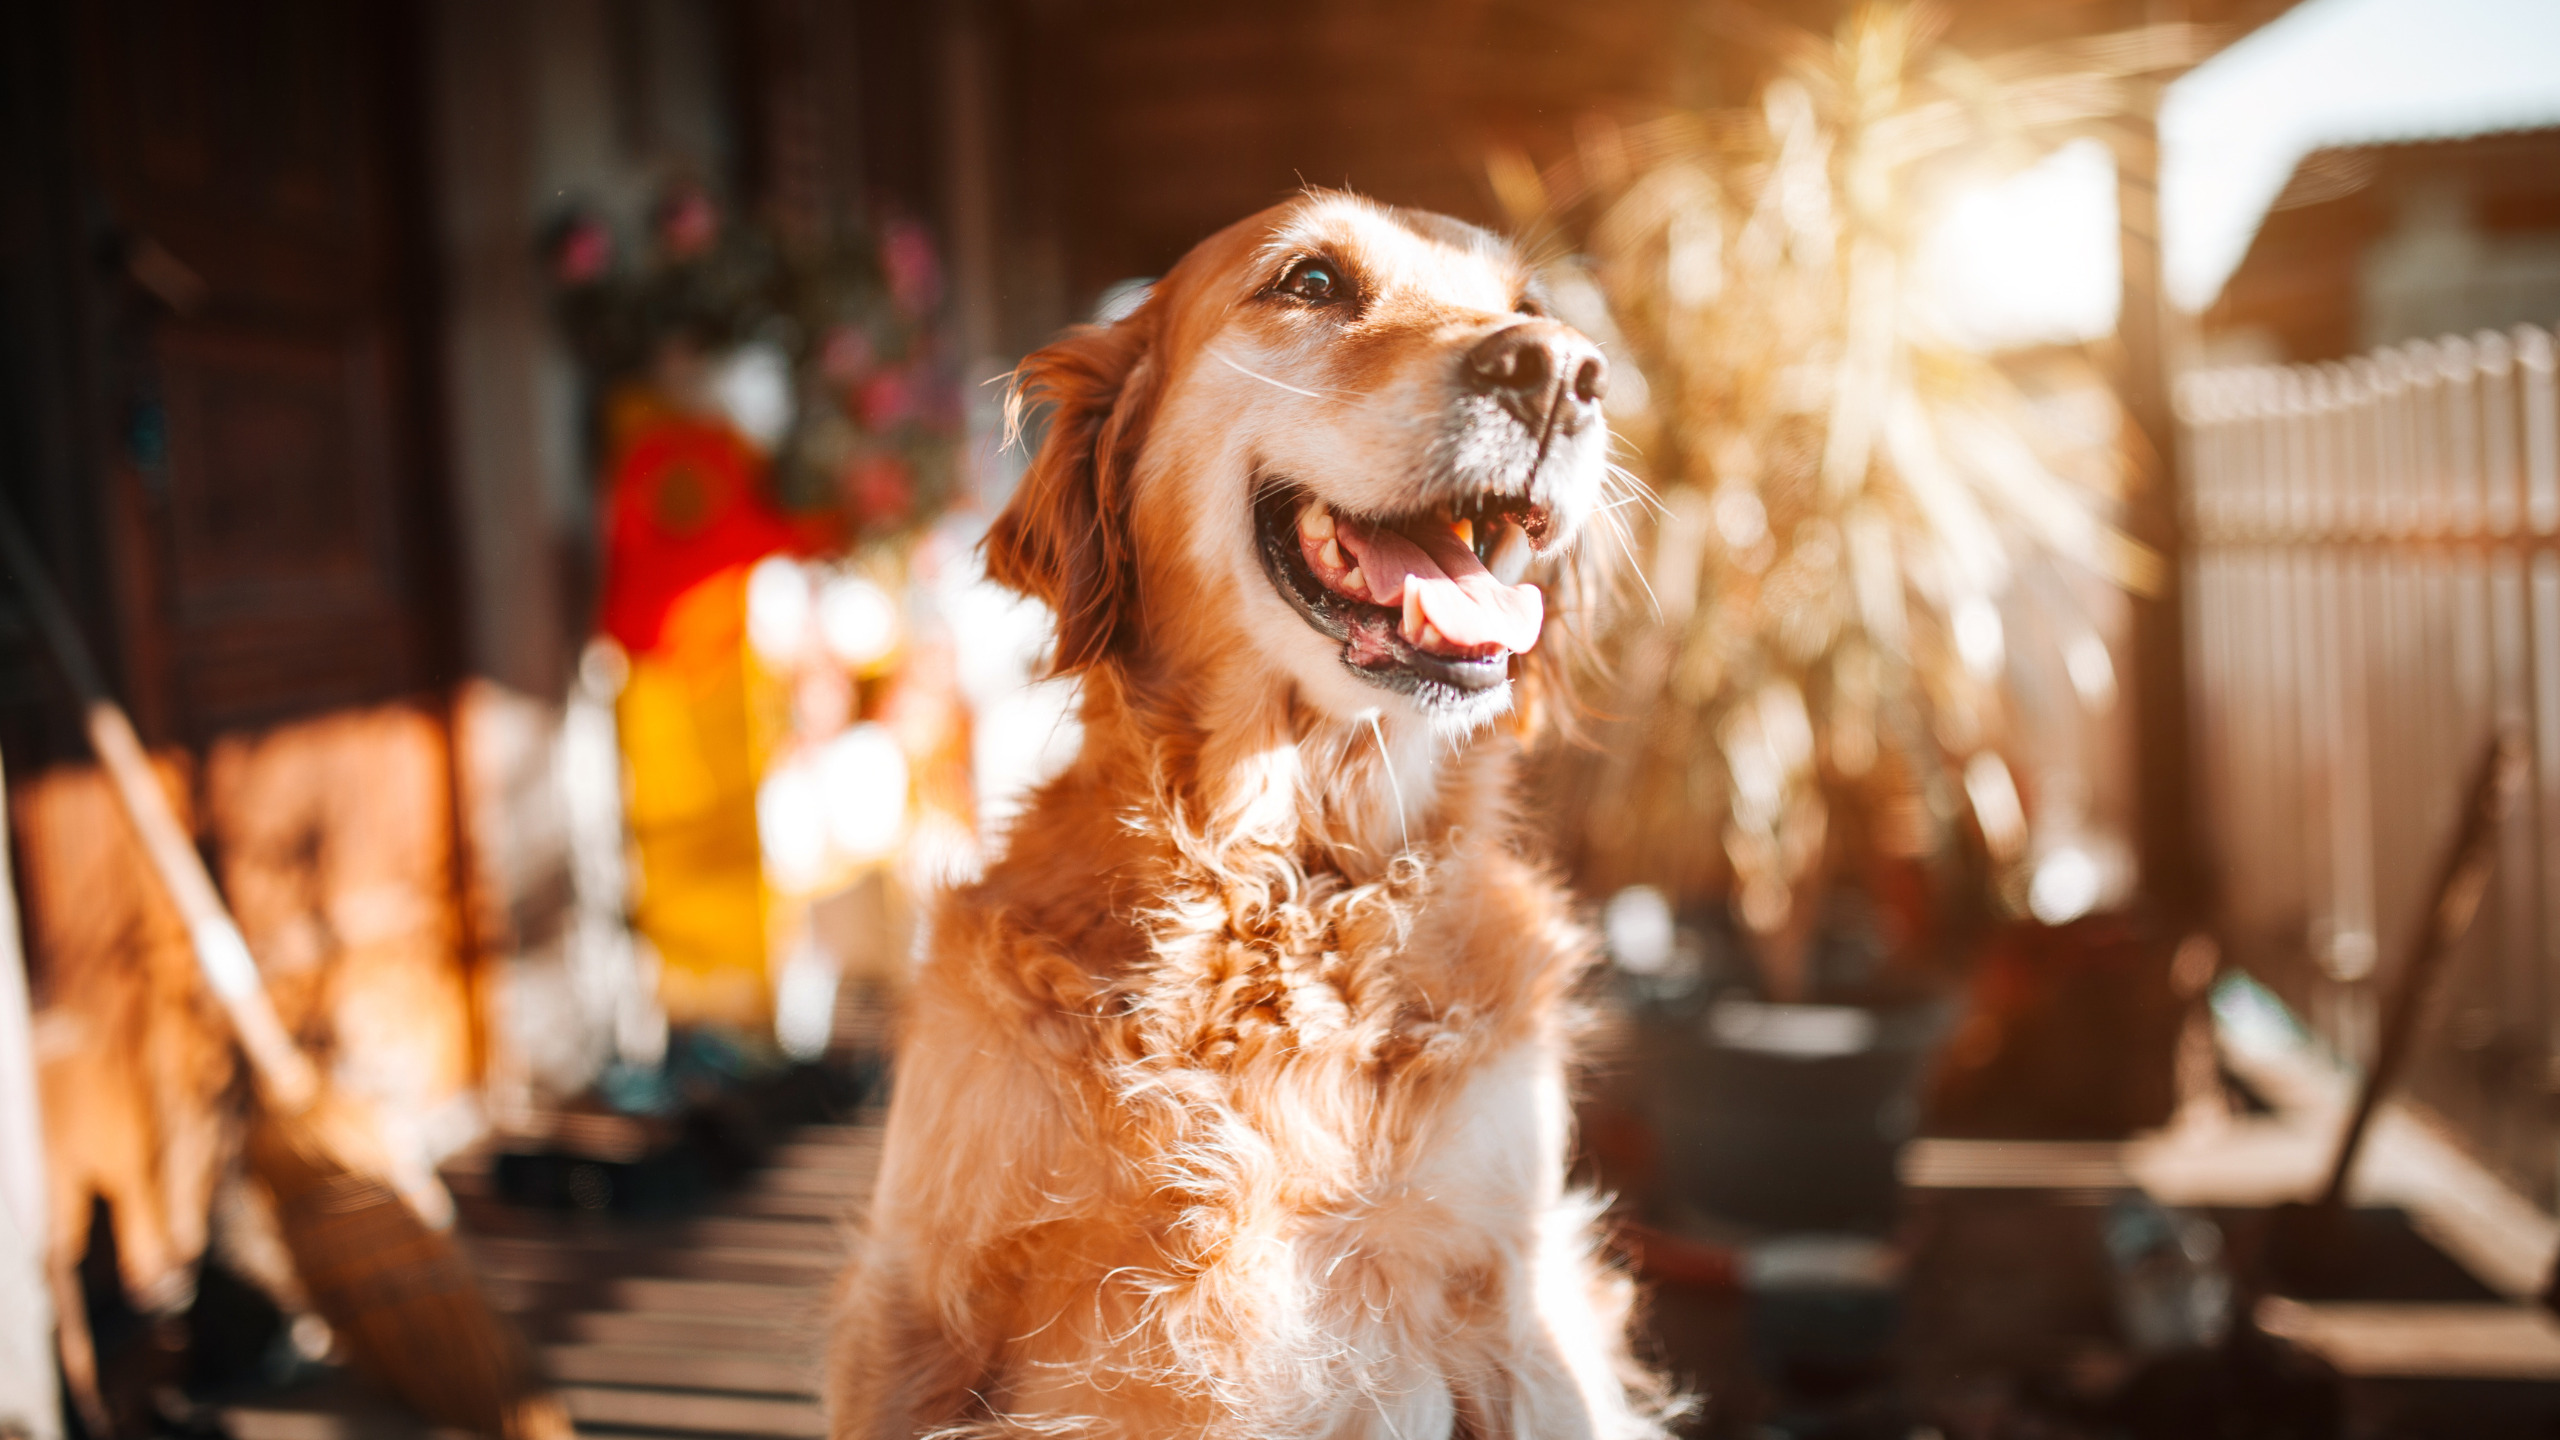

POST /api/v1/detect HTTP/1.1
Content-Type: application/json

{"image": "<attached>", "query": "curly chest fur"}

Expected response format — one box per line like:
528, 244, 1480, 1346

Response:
1106, 848, 1577, 1075
829, 704, 1653, 1434
927, 847, 1600, 1430
831, 761, 1668, 1435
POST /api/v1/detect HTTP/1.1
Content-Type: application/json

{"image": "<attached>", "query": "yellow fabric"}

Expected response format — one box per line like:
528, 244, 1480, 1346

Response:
618, 568, 772, 1028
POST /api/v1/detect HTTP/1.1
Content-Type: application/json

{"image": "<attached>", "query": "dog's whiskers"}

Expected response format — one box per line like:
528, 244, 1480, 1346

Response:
1211, 348, 1354, 402
1366, 713, 1412, 857
1598, 503, 1663, 621
1604, 461, 1669, 519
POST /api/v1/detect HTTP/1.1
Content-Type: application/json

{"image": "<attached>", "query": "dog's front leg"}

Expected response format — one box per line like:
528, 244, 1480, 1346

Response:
825, 1246, 991, 1440
1496, 1198, 1674, 1440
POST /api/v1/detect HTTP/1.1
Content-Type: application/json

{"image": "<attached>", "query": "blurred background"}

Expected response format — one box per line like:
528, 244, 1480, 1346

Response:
2, 0, 2559, 1436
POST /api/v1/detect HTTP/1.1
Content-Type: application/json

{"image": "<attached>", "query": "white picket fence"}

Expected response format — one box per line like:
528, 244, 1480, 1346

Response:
2181, 326, 2560, 1207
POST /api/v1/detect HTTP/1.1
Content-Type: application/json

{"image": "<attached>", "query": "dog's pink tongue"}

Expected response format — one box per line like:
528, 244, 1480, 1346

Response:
1335, 516, 1544, 655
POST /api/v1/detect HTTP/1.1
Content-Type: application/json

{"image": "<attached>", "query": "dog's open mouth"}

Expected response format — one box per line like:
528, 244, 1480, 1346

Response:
1255, 479, 1549, 700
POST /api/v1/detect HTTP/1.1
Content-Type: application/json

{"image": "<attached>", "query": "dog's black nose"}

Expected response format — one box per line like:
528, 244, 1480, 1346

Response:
1465, 321, 1608, 433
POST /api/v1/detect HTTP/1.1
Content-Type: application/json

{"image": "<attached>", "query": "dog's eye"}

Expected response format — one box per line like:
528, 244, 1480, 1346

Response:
1514, 294, 1546, 317
1279, 258, 1341, 304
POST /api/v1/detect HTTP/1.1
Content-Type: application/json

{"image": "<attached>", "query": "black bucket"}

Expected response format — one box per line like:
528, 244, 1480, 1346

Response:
1638, 995, 1951, 1236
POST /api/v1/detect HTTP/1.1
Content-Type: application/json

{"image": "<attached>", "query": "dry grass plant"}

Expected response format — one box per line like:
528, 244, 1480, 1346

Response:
1503, 2, 2200, 999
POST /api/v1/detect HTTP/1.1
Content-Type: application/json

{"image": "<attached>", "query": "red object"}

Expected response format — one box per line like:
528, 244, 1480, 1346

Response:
599, 417, 795, 654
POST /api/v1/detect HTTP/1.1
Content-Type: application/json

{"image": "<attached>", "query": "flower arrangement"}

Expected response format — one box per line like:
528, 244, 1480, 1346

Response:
1509, 3, 2198, 999
546, 182, 966, 544
544, 185, 976, 1040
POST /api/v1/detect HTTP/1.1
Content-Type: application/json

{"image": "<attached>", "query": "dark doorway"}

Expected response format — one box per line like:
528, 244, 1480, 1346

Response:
71, 0, 448, 742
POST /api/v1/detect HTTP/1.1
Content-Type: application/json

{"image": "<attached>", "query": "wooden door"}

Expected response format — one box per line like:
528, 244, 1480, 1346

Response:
77, 0, 444, 739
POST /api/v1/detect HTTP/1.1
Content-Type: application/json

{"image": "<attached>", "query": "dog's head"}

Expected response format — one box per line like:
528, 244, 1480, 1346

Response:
989, 190, 1611, 735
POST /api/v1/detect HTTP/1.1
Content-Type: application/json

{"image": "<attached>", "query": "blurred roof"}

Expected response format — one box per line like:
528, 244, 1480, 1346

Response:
2162, 0, 2560, 312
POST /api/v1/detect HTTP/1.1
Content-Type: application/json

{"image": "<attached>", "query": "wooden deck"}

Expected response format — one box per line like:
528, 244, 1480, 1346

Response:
225, 1123, 882, 1440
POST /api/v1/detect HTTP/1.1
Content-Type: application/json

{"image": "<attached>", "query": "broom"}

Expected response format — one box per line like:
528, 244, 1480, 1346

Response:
0, 509, 573, 1440
2262, 730, 2528, 1292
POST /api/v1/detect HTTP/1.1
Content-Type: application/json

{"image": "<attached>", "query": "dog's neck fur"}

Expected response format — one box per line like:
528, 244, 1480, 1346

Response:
977, 647, 1516, 966
1112, 644, 1508, 865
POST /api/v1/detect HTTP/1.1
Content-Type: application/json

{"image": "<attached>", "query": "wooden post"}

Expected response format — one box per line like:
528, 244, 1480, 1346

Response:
2115, 79, 2206, 926
0, 748, 62, 1440
941, 0, 1001, 380
939, 0, 1011, 505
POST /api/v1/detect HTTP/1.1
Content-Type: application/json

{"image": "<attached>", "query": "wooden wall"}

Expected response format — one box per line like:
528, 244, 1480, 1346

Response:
982, 0, 1707, 334
961, 0, 2298, 341
2213, 130, 2560, 365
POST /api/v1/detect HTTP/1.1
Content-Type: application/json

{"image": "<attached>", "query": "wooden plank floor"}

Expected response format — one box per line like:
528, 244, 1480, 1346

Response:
225, 1120, 880, 1439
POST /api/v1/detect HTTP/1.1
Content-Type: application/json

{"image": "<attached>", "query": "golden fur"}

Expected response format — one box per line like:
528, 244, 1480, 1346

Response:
827, 192, 1671, 1439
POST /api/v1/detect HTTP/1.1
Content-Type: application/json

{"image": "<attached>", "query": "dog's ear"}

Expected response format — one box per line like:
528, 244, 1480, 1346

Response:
986, 307, 1164, 675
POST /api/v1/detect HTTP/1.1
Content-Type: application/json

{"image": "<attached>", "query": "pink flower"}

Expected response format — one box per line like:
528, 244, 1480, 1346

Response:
658, 186, 721, 261
553, 217, 614, 285
821, 326, 877, 385
882, 221, 942, 318
856, 369, 913, 431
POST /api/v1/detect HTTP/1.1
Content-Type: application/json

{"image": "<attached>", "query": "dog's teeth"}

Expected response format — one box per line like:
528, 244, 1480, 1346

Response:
1299, 501, 1335, 541
1401, 586, 1424, 641
1487, 522, 1534, 585
1340, 566, 1364, 597
1420, 623, 1445, 649
1321, 537, 1345, 571
1452, 518, 1474, 548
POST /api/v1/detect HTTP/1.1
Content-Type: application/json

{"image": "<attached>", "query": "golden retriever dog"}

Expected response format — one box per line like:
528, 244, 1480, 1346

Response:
828, 190, 1672, 1439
